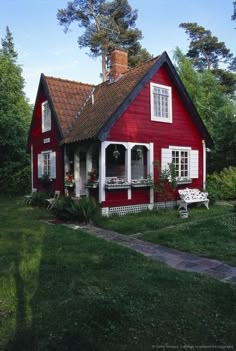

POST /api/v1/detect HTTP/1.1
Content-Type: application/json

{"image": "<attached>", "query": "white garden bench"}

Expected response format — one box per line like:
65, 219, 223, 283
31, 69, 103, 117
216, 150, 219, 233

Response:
178, 188, 209, 211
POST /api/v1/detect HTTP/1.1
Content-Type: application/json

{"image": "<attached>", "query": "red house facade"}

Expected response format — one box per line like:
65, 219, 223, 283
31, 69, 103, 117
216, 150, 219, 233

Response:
28, 50, 212, 216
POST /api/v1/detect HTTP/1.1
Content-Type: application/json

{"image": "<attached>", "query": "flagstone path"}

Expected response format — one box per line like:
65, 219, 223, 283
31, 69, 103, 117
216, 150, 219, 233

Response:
48, 220, 236, 284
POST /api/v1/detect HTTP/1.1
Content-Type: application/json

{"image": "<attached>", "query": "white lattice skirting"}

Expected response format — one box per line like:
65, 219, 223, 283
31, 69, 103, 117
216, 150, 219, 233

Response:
101, 201, 177, 216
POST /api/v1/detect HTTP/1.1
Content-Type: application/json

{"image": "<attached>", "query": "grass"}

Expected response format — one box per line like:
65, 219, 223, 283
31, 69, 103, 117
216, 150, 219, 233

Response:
96, 203, 236, 266
0, 196, 236, 350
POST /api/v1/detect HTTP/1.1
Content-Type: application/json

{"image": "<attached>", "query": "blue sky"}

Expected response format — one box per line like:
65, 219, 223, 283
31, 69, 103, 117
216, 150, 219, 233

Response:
0, 0, 235, 103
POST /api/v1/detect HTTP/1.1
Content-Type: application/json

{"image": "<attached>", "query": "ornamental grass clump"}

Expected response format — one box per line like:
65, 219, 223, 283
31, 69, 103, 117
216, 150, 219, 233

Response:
52, 196, 99, 223
28, 191, 49, 207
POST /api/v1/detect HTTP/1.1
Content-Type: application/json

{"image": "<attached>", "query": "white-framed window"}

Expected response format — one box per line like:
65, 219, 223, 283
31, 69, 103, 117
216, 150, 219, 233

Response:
42, 101, 51, 133
38, 151, 56, 179
172, 149, 189, 179
161, 147, 198, 182
150, 82, 172, 123
43, 152, 50, 176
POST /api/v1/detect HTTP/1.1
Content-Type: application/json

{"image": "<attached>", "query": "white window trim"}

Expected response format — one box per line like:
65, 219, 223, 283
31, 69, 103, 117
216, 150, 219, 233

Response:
42, 101, 51, 133
150, 82, 172, 123
38, 150, 56, 179
161, 146, 199, 183
170, 147, 190, 181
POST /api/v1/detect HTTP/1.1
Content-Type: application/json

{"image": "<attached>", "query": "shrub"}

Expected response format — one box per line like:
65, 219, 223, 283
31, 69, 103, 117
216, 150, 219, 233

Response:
0, 162, 31, 195
207, 166, 236, 201
52, 197, 78, 220
75, 197, 99, 223
52, 196, 99, 223
29, 191, 50, 207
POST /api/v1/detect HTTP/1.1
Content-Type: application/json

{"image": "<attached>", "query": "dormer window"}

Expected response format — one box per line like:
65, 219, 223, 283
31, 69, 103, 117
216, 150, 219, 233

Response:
42, 101, 51, 132
150, 83, 172, 123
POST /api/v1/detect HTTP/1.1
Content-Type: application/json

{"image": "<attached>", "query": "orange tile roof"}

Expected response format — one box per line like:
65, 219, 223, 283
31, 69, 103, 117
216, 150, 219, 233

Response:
44, 76, 94, 137
63, 57, 159, 143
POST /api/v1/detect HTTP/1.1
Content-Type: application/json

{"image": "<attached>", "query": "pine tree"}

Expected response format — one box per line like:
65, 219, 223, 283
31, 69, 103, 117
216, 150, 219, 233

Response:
179, 22, 236, 95
0, 29, 32, 193
1, 26, 18, 60
57, 0, 151, 81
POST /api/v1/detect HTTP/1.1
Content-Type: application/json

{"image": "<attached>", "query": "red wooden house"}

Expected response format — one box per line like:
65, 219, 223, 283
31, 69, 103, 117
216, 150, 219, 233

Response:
28, 49, 212, 215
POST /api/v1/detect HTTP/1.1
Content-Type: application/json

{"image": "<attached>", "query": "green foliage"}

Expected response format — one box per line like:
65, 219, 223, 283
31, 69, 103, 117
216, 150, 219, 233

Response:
76, 196, 99, 223
154, 160, 177, 202
57, 0, 151, 80
0, 162, 31, 195
232, 1, 236, 22
207, 166, 236, 200
179, 22, 233, 70
174, 48, 236, 172
28, 191, 50, 207
0, 30, 32, 195
52, 196, 99, 223
0, 26, 18, 60
179, 22, 236, 95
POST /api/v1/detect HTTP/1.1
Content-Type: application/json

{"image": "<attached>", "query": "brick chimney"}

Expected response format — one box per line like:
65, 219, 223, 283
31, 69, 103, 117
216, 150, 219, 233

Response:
109, 48, 128, 80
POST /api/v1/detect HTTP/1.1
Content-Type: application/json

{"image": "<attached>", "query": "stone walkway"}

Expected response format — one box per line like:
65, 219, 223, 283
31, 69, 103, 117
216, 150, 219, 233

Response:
47, 219, 236, 284
79, 225, 236, 284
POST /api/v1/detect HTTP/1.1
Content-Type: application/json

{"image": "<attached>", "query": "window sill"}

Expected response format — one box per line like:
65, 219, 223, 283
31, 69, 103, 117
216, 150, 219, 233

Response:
105, 183, 130, 190
85, 182, 99, 189
151, 116, 172, 123
176, 179, 192, 185
131, 182, 153, 188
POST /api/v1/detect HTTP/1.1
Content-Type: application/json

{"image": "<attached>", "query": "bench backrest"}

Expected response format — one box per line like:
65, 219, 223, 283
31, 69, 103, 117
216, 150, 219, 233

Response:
178, 188, 208, 201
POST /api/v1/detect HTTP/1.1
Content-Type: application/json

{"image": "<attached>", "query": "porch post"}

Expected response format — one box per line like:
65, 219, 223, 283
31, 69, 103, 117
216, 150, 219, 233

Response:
64, 145, 70, 174
86, 147, 93, 196
126, 143, 131, 200
74, 147, 80, 197
99, 141, 106, 203
149, 143, 154, 208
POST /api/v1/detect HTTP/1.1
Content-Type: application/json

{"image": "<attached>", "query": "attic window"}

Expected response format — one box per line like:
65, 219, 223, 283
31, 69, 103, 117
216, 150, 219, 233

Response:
150, 83, 172, 123
42, 101, 51, 132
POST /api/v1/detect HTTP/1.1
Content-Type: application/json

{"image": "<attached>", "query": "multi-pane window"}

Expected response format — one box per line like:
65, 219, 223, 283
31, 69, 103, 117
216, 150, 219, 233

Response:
172, 150, 189, 179
151, 83, 172, 122
43, 152, 50, 176
38, 151, 56, 179
42, 101, 51, 132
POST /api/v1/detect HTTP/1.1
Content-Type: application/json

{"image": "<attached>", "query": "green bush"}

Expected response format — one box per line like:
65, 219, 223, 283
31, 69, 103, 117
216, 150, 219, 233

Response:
28, 191, 50, 207
76, 197, 99, 223
207, 166, 236, 200
52, 196, 99, 223
0, 162, 31, 195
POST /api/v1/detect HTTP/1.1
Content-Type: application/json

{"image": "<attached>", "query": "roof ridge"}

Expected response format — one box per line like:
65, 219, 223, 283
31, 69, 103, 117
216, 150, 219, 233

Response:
44, 75, 95, 87
122, 56, 159, 76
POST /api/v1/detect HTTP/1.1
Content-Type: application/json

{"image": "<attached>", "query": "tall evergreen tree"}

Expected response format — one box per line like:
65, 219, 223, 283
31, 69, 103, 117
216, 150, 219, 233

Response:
232, 1, 236, 22
1, 26, 18, 60
0, 30, 32, 193
57, 0, 151, 81
174, 48, 236, 171
179, 22, 236, 95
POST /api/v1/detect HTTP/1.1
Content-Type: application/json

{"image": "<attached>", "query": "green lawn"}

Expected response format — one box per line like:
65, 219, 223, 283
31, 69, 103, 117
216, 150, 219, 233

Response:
96, 203, 236, 266
0, 197, 236, 350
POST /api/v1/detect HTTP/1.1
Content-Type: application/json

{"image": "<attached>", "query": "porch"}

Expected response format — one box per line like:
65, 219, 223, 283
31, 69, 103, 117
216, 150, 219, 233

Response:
64, 141, 155, 214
